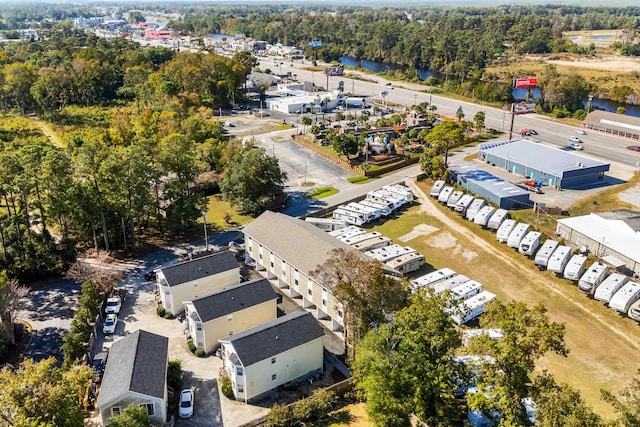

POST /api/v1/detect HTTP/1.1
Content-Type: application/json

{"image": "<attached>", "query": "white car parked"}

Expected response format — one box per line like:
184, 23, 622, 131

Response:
570, 143, 584, 150
103, 314, 117, 335
568, 135, 583, 143
179, 389, 194, 418
105, 296, 121, 314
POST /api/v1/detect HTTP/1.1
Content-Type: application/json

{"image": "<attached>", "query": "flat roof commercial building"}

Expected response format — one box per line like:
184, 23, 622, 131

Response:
477, 139, 610, 189
584, 110, 640, 140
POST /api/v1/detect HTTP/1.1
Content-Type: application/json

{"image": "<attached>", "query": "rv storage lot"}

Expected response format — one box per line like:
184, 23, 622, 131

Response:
370, 180, 640, 418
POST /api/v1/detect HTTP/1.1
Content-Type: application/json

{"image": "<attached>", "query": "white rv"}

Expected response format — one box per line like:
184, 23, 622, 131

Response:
519, 231, 542, 256
455, 194, 475, 215
450, 291, 497, 325
345, 202, 381, 220
449, 280, 483, 301
329, 225, 365, 240
337, 205, 374, 223
447, 190, 464, 209
438, 186, 454, 204
474, 206, 496, 227
547, 246, 572, 275
609, 281, 640, 313
359, 198, 393, 216
628, 299, 640, 322
385, 252, 425, 275
466, 198, 486, 221
369, 189, 406, 208
496, 219, 516, 243
338, 231, 382, 245
432, 274, 471, 295
507, 223, 530, 249
563, 254, 588, 281
430, 180, 446, 198
487, 209, 509, 231
534, 239, 558, 268
304, 217, 347, 232
352, 235, 392, 252
594, 273, 628, 303
578, 263, 608, 294
411, 268, 457, 293
382, 184, 413, 202
364, 244, 416, 263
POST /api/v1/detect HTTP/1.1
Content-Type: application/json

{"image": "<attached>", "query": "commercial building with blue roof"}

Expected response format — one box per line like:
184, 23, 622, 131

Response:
477, 139, 610, 189
449, 164, 532, 209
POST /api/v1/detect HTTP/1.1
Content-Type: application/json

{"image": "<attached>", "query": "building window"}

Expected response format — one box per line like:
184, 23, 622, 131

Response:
238, 384, 244, 393
140, 403, 155, 416
322, 299, 327, 307
272, 374, 277, 380
271, 357, 276, 364
111, 407, 121, 417
294, 278, 299, 286
196, 323, 202, 331
270, 261, 274, 268
308, 288, 312, 296
237, 366, 243, 376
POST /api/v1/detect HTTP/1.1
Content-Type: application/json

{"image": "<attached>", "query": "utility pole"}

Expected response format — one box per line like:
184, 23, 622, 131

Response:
201, 211, 208, 252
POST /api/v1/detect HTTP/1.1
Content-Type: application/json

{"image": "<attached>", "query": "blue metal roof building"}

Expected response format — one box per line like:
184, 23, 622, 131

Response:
449, 164, 532, 209
477, 139, 610, 189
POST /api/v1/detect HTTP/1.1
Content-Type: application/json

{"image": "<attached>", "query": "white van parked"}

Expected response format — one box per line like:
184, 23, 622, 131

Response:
547, 246, 572, 275
430, 180, 446, 198
563, 254, 588, 281
487, 209, 509, 231
519, 231, 542, 256
534, 239, 558, 268
466, 198, 486, 221
438, 186, 454, 204
455, 194, 475, 216
496, 219, 516, 243
507, 223, 530, 249
474, 206, 496, 227
594, 273, 628, 303
578, 263, 608, 294
609, 281, 640, 313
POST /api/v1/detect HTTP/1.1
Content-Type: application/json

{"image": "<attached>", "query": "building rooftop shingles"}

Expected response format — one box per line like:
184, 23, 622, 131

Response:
96, 330, 168, 409
188, 278, 278, 322
219, 311, 324, 367
160, 251, 239, 287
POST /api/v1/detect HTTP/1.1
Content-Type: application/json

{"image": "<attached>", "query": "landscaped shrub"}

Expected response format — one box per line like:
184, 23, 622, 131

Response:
187, 339, 196, 353
167, 359, 183, 392
195, 349, 205, 358
291, 388, 336, 423
221, 377, 234, 400
156, 304, 166, 317
163, 312, 174, 319
265, 403, 294, 427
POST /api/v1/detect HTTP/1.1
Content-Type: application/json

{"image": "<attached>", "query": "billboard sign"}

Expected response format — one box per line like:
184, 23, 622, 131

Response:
309, 41, 323, 48
514, 78, 537, 88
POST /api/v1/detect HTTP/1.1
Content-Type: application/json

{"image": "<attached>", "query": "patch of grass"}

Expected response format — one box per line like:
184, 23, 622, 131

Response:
347, 176, 375, 184
307, 186, 338, 199
323, 403, 371, 427
570, 173, 640, 216
200, 195, 254, 230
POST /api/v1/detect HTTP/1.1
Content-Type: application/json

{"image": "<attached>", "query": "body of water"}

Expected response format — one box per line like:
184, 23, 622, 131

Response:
339, 56, 435, 80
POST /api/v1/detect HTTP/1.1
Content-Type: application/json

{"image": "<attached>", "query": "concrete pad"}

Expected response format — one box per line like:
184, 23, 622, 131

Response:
398, 223, 439, 242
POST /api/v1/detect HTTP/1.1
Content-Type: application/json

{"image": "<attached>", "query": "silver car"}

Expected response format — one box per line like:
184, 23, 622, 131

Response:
103, 314, 117, 335
179, 389, 194, 418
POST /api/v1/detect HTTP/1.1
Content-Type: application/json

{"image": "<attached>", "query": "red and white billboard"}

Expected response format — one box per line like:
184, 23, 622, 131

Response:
514, 78, 538, 88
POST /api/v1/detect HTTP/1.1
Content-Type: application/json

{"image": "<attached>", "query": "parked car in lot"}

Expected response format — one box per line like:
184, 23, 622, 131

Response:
570, 143, 584, 150
179, 389, 194, 418
568, 135, 583, 143
627, 145, 640, 152
103, 314, 117, 335
105, 296, 121, 314
576, 129, 587, 135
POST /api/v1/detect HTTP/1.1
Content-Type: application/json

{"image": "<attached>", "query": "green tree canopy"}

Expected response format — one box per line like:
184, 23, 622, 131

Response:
106, 404, 152, 427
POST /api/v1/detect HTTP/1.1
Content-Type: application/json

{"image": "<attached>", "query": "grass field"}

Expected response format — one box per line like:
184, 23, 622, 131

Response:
199, 195, 254, 231
307, 187, 339, 199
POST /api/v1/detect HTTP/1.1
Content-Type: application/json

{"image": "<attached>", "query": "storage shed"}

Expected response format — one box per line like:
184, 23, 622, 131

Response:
449, 164, 532, 209
477, 139, 610, 189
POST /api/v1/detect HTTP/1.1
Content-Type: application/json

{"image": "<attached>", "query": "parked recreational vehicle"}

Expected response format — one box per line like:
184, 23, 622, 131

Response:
563, 254, 588, 281
432, 274, 471, 295
519, 231, 542, 256
507, 223, 530, 249
352, 235, 392, 252
547, 246, 572, 275
534, 239, 558, 268
383, 184, 413, 202
385, 252, 425, 275
450, 291, 497, 325
496, 219, 516, 243
329, 225, 365, 240
431, 180, 446, 198
455, 194, 475, 215
594, 273, 628, 303
346, 202, 381, 220
364, 244, 416, 263
338, 231, 382, 245
359, 198, 393, 216
332, 208, 366, 226
369, 190, 407, 208
411, 268, 457, 293
628, 299, 640, 322
304, 217, 347, 232
474, 206, 496, 227
487, 209, 509, 231
447, 190, 464, 209
337, 205, 374, 223
466, 198, 486, 221
449, 280, 483, 301
438, 186, 454, 204
578, 263, 608, 294
609, 281, 640, 313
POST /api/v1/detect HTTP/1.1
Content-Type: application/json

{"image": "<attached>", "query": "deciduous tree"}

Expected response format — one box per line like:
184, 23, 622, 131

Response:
106, 404, 152, 427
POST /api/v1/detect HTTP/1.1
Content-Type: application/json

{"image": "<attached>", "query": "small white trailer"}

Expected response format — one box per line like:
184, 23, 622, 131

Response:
578, 262, 608, 294
455, 194, 475, 216
519, 231, 542, 256
332, 208, 367, 226
338, 204, 375, 223
449, 280, 483, 301
345, 202, 381, 220
594, 273, 628, 303
382, 184, 413, 202
366, 194, 397, 212
628, 299, 640, 322
534, 239, 558, 268
496, 219, 516, 243
385, 252, 425, 275
359, 198, 393, 216
432, 274, 471, 295
474, 206, 496, 227
487, 209, 509, 231
450, 290, 496, 325
609, 281, 640, 313
507, 223, 530, 249
411, 268, 457, 293
304, 217, 347, 232
337, 231, 382, 245
438, 186, 454, 204
364, 244, 416, 263
430, 180, 446, 198
352, 235, 392, 252
328, 225, 365, 240
466, 198, 486, 221
563, 254, 588, 281
547, 246, 572, 275
369, 190, 406, 209
447, 190, 464, 209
